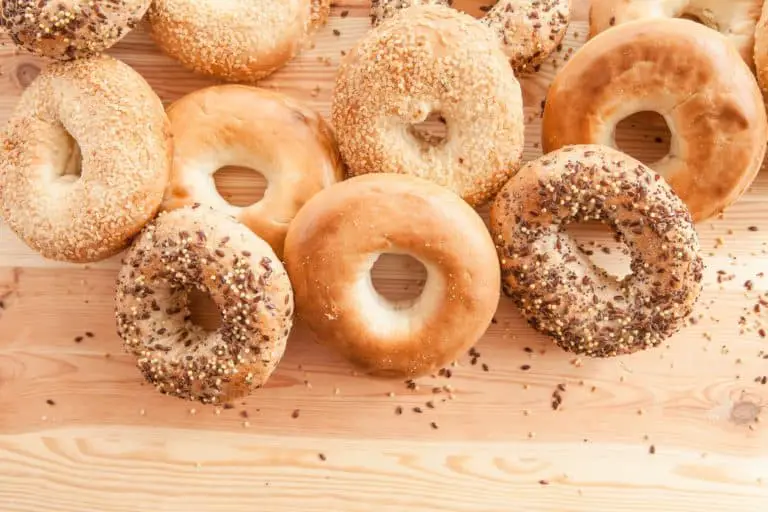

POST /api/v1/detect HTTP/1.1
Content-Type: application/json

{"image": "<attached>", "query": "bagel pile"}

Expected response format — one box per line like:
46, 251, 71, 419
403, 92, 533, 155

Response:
2, 1, 767, 403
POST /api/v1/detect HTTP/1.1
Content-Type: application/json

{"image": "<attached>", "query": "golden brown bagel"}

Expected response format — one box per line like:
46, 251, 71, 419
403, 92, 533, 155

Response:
1, 0, 150, 60
284, 174, 501, 378
162, 85, 344, 258
542, 19, 767, 222
590, 0, 762, 68
370, 0, 571, 73
333, 5, 524, 207
116, 206, 293, 404
491, 145, 704, 357
0, 55, 172, 263
147, 0, 330, 82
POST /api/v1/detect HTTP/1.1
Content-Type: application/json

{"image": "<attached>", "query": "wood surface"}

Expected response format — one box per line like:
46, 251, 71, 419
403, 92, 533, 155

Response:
1, 1, 767, 511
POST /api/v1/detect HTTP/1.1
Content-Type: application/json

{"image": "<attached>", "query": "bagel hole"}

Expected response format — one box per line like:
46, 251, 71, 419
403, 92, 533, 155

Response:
409, 112, 448, 147
187, 288, 222, 332
370, 253, 428, 308
564, 222, 632, 279
614, 111, 671, 166
57, 131, 82, 183
214, 165, 268, 207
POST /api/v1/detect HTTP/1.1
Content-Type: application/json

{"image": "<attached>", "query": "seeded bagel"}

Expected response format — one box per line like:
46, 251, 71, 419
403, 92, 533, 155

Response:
370, 0, 571, 73
332, 5, 524, 206
0, 55, 172, 263
491, 145, 704, 357
147, 0, 331, 82
1, 0, 151, 60
116, 206, 294, 404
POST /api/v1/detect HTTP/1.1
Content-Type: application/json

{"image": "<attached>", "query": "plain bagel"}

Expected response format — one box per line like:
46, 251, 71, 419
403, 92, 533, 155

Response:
590, 0, 763, 68
491, 145, 704, 357
332, 5, 524, 207
284, 174, 501, 378
0, 55, 172, 263
162, 85, 344, 257
1, 0, 150, 60
542, 18, 767, 222
370, 0, 571, 72
147, 0, 331, 82
116, 206, 294, 404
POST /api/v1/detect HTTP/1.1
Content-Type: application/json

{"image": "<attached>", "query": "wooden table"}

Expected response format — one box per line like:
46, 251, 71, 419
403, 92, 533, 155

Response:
1, 2, 767, 511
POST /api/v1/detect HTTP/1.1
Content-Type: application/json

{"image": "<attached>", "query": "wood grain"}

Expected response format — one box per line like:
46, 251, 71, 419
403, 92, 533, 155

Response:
1, 2, 767, 511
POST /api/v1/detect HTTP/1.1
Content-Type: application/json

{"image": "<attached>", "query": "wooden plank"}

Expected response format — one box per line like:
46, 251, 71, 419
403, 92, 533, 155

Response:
1, 1, 767, 511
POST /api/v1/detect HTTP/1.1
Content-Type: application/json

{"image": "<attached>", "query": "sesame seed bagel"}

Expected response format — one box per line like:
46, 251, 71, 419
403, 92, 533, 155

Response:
116, 206, 294, 404
162, 85, 344, 258
284, 174, 501, 378
370, 0, 571, 73
332, 5, 524, 207
590, 0, 762, 69
1, 0, 150, 60
0, 55, 172, 263
542, 19, 767, 222
147, 0, 330, 83
490, 145, 704, 357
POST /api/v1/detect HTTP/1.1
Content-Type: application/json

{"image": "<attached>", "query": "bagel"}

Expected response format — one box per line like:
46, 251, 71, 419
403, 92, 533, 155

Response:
332, 5, 524, 207
116, 206, 293, 404
542, 19, 767, 222
370, 0, 571, 72
1, 0, 150, 60
490, 145, 704, 357
755, 1, 768, 95
162, 85, 344, 258
590, 0, 763, 68
147, 0, 331, 82
0, 55, 172, 263
284, 174, 501, 378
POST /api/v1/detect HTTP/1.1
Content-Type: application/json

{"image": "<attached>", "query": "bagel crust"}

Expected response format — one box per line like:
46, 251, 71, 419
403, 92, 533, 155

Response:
590, 0, 763, 68
147, 0, 330, 82
542, 19, 767, 222
370, 0, 571, 73
1, 0, 150, 60
162, 85, 344, 258
116, 207, 293, 404
284, 174, 501, 378
333, 5, 524, 207
490, 145, 703, 357
0, 55, 172, 263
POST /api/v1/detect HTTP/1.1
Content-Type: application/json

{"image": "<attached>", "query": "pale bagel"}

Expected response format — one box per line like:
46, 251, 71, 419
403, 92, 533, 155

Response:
590, 0, 763, 68
162, 85, 344, 257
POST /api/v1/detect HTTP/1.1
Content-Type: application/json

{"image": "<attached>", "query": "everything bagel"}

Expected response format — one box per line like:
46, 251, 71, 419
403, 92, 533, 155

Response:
491, 145, 704, 357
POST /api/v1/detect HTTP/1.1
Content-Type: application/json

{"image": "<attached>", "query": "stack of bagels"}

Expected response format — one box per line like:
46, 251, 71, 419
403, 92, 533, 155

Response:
1, 0, 766, 404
